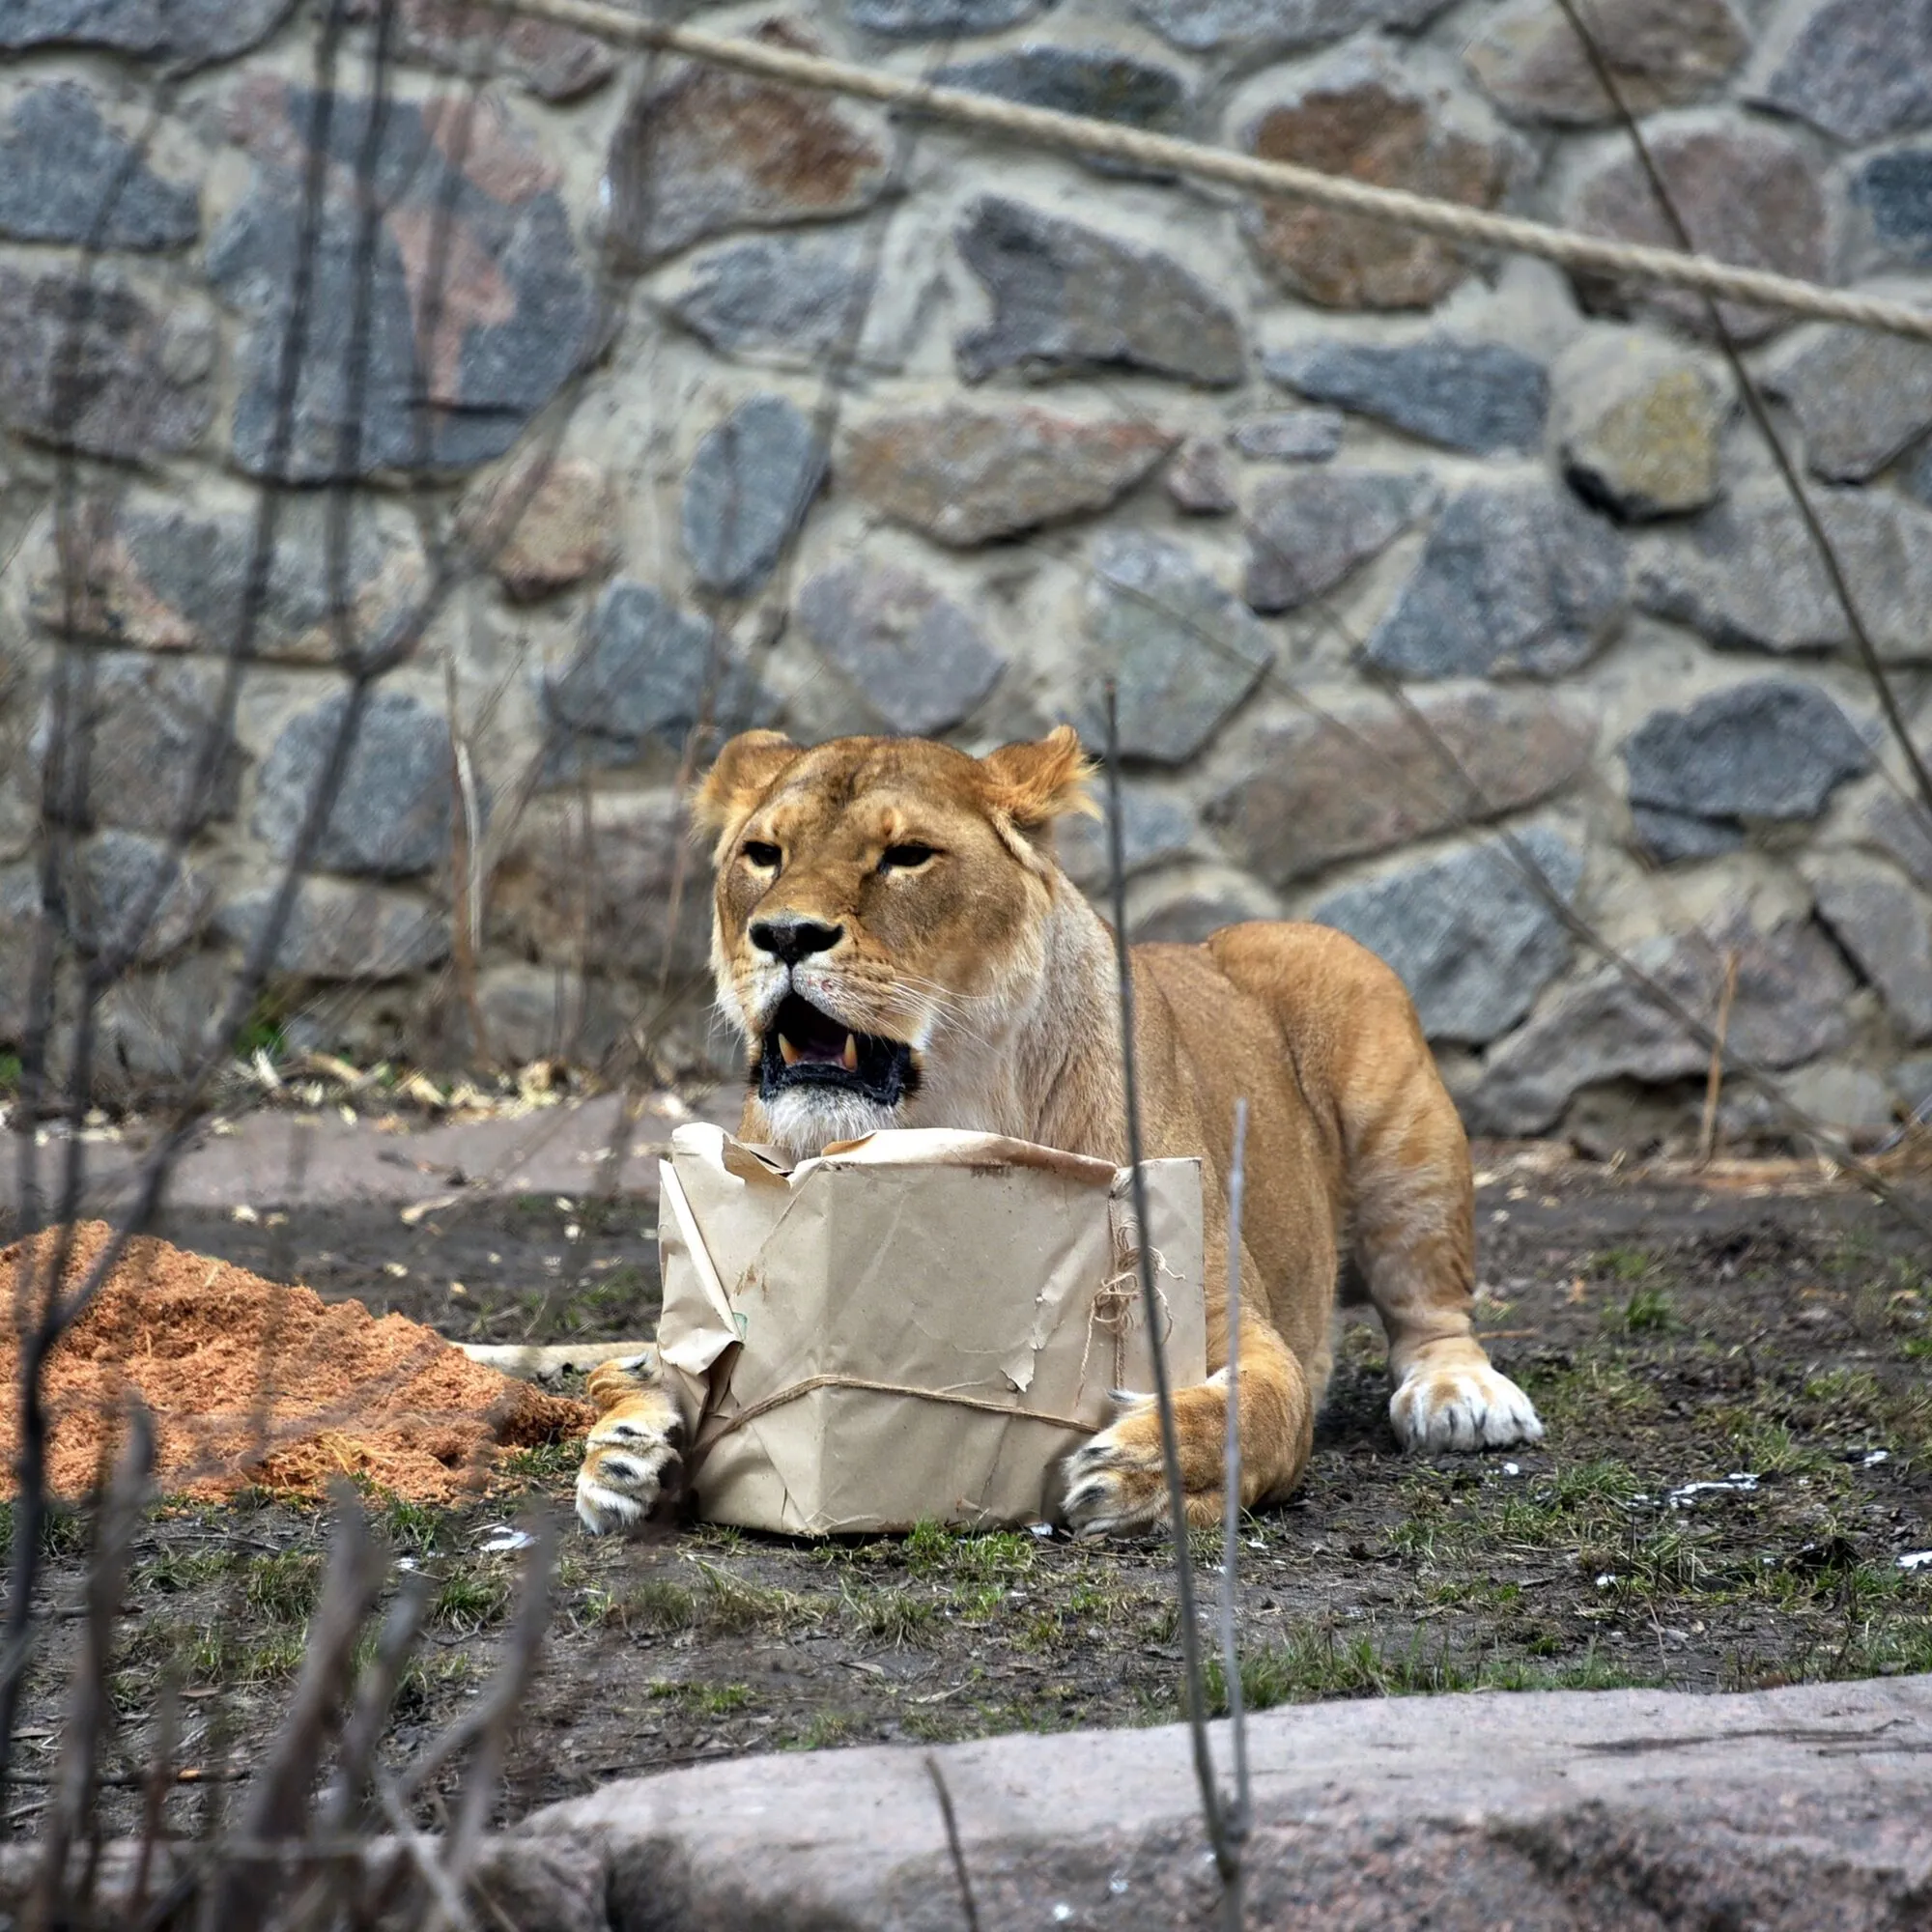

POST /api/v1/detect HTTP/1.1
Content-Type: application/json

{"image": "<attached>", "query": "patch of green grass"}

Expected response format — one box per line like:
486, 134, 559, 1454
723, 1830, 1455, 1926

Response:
693, 1561, 818, 1635
381, 1494, 442, 1557
242, 1550, 323, 1625
1208, 1628, 1657, 1712
394, 1649, 472, 1719
0, 1052, 21, 1094
1520, 1355, 1658, 1429
599, 1579, 698, 1636
905, 1521, 1038, 1587
1595, 1246, 1660, 1283
431, 1568, 511, 1634
781, 1710, 861, 1749
1618, 1284, 1674, 1334
497, 1438, 584, 1485
839, 1581, 935, 1645
648, 1678, 752, 1716
134, 1548, 237, 1595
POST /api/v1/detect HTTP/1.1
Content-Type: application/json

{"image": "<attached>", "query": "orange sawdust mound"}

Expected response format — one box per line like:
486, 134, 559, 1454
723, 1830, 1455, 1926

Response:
0, 1222, 593, 1506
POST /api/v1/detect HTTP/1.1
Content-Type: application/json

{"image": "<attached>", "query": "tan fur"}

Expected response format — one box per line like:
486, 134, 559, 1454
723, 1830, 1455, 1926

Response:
575, 729, 1541, 1537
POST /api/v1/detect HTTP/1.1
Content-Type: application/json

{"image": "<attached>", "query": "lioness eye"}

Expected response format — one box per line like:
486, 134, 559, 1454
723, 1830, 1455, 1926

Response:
881, 842, 936, 871
743, 840, 781, 870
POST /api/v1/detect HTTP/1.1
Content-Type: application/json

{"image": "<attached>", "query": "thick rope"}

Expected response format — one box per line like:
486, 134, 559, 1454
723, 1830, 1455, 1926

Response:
482, 0, 1932, 345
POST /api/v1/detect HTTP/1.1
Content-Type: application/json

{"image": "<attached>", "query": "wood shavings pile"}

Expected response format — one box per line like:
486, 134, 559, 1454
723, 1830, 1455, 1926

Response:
0, 1222, 591, 1505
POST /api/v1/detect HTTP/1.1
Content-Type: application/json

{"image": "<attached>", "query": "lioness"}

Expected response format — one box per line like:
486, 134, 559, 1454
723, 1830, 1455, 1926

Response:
576, 726, 1542, 1537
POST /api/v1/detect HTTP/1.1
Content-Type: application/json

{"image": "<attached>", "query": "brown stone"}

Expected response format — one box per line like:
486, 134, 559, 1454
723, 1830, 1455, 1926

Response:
1566, 117, 1828, 345
490, 790, 710, 979
1240, 46, 1512, 311
1207, 686, 1596, 887
463, 455, 617, 603
607, 25, 889, 268
1466, 0, 1748, 126
844, 406, 1176, 547
350, 0, 614, 100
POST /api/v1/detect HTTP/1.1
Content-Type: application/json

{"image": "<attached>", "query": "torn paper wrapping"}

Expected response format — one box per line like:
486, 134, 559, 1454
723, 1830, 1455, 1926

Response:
654, 1124, 1206, 1535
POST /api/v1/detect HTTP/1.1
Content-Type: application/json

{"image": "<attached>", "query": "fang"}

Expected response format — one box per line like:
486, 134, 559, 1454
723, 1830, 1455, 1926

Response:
779, 1036, 800, 1066
841, 1035, 859, 1071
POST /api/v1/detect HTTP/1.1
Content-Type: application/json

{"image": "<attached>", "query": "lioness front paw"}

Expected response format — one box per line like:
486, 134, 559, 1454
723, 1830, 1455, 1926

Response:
575, 1355, 684, 1536
1390, 1360, 1543, 1454
1061, 1393, 1223, 1539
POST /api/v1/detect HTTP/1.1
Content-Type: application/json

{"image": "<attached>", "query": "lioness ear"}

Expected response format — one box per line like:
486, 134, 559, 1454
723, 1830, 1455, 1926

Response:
694, 729, 801, 833
980, 724, 1100, 830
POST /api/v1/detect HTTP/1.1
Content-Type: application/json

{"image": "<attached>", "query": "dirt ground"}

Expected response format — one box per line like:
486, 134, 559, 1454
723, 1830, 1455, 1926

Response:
6, 1144, 1929, 1835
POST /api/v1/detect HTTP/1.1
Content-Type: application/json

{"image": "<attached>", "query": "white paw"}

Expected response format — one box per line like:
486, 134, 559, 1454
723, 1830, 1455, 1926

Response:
1060, 1396, 1167, 1540
574, 1406, 682, 1536
1390, 1361, 1544, 1454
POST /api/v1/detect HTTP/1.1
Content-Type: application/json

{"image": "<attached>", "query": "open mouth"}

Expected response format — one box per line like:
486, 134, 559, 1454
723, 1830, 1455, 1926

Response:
755, 993, 917, 1108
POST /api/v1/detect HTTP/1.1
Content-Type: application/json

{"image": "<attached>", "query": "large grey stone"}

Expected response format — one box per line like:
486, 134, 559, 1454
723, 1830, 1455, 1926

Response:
543, 582, 744, 755
0, 85, 198, 250
1264, 337, 1546, 454
1553, 331, 1725, 521
845, 407, 1174, 547
1815, 858, 1932, 1039
796, 561, 1004, 736
515, 1676, 1932, 1932
61, 831, 212, 965
212, 78, 593, 477
1751, 0, 1932, 145
664, 233, 912, 369
35, 656, 242, 834
0, 267, 211, 462
852, 0, 1047, 33
932, 47, 1189, 176
1621, 681, 1871, 838
1314, 828, 1581, 1043
1633, 484, 1932, 660
954, 198, 1244, 387
1366, 480, 1626, 680
606, 36, 887, 267
217, 880, 448, 980
1082, 533, 1272, 763
1133, 0, 1452, 59
1052, 788, 1196, 891
1238, 43, 1515, 311
1466, 0, 1747, 125
1762, 315, 1932, 481
1242, 469, 1435, 613
681, 394, 825, 598
1859, 790, 1932, 891
1850, 147, 1932, 266
1471, 912, 1857, 1134
254, 690, 456, 879
1232, 409, 1345, 463
1630, 805, 1746, 865
31, 493, 428, 665
1208, 686, 1597, 886
1125, 865, 1279, 943
492, 790, 708, 976
0, 0, 291, 58
1565, 117, 1828, 344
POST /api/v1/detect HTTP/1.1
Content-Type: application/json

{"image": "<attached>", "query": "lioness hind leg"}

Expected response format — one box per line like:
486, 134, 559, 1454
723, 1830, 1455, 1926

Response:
1351, 1073, 1543, 1453
575, 1354, 684, 1535
1061, 1317, 1312, 1538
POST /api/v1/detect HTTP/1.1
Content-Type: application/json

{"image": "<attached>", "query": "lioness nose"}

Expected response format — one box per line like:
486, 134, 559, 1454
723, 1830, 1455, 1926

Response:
750, 915, 844, 965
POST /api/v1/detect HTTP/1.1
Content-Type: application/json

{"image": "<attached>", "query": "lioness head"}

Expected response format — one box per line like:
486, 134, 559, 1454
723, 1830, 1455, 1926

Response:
695, 726, 1097, 1156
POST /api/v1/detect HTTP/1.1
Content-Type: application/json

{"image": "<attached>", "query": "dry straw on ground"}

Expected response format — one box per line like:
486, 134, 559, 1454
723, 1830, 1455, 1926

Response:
0, 1223, 589, 1505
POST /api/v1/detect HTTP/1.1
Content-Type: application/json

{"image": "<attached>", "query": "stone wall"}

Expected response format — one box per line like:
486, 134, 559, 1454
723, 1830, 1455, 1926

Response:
3, 0, 1930, 1151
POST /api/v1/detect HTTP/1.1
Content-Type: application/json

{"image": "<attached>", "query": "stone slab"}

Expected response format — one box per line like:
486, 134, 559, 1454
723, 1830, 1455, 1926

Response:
498, 1675, 1932, 1928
